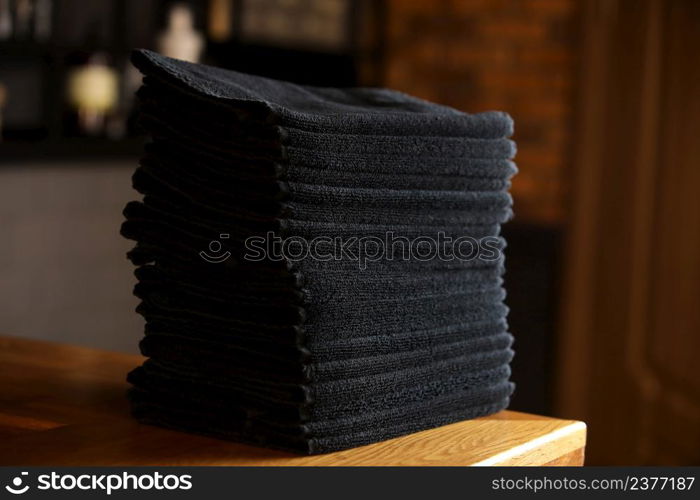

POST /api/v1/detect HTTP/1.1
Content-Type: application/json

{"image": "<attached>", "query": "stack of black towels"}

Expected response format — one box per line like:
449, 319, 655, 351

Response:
122, 49, 517, 455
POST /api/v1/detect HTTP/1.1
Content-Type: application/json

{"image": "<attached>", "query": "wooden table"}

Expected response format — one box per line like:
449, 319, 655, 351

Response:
0, 336, 586, 466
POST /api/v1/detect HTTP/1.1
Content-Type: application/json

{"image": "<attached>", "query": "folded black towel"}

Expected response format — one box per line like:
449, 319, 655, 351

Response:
128, 379, 514, 440
133, 159, 514, 213
135, 287, 508, 341
140, 315, 509, 359
139, 330, 514, 383
139, 152, 513, 209
129, 386, 512, 454
131, 49, 513, 138
129, 355, 513, 418
134, 262, 505, 304
137, 107, 517, 160
120, 205, 509, 272
148, 135, 518, 178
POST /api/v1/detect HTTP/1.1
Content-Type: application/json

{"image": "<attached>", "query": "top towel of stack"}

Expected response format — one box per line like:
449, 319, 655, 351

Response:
132, 49, 514, 137
123, 49, 517, 455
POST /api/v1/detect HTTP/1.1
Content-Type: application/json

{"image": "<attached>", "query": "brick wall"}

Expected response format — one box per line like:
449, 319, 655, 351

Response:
383, 0, 579, 224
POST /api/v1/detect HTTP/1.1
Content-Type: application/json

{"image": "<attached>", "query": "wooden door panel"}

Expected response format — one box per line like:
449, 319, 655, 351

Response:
557, 0, 700, 465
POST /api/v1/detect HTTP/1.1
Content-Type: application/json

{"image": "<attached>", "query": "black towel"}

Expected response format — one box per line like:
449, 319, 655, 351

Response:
128, 386, 512, 454
131, 49, 514, 138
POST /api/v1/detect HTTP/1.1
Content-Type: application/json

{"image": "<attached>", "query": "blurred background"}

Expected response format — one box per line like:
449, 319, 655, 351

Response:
0, 0, 698, 465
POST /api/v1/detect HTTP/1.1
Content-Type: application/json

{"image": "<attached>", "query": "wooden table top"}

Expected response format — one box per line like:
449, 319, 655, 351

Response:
0, 336, 586, 466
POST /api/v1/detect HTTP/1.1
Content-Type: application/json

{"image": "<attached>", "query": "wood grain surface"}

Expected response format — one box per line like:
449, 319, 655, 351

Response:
0, 336, 586, 466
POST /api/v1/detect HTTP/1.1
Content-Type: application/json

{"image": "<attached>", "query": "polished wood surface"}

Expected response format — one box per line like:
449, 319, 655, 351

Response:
0, 336, 586, 466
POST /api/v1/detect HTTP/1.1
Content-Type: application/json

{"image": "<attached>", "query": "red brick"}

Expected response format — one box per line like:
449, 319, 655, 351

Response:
479, 19, 548, 42
382, 0, 578, 224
